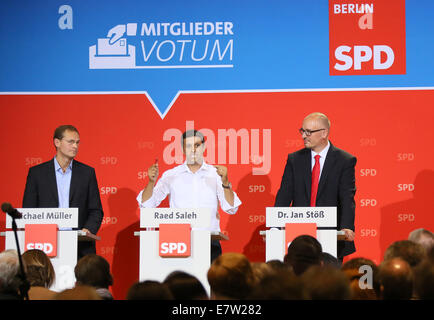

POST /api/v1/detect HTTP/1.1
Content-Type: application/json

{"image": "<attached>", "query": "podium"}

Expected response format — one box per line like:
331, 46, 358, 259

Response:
261, 207, 345, 261
1, 208, 100, 292
135, 208, 228, 294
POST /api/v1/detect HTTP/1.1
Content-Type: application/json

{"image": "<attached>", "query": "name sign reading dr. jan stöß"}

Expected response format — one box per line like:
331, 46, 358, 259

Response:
266, 207, 337, 228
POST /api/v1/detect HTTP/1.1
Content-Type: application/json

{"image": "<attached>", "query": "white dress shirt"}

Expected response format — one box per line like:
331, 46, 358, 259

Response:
136, 161, 242, 232
310, 140, 330, 179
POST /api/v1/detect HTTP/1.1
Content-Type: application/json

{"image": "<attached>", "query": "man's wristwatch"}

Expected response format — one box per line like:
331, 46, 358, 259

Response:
222, 182, 232, 189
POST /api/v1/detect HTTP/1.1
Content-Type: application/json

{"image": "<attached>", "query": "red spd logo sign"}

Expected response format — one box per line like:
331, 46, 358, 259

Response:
329, 0, 406, 75
159, 224, 191, 258
25, 224, 58, 257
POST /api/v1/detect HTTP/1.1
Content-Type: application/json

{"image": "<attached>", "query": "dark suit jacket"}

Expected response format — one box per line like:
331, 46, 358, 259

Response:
274, 143, 357, 258
22, 159, 104, 256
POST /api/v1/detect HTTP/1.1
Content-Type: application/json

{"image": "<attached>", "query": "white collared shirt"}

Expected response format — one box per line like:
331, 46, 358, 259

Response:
136, 161, 242, 232
311, 141, 330, 179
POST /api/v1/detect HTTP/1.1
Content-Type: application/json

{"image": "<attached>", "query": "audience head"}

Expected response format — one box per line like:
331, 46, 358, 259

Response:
248, 268, 306, 300
74, 254, 113, 289
301, 265, 351, 300
384, 240, 426, 268
284, 235, 322, 276
266, 259, 293, 274
251, 262, 274, 284
408, 228, 434, 253
207, 252, 255, 299
54, 285, 102, 300
163, 271, 208, 300
321, 252, 340, 269
0, 250, 21, 299
341, 257, 380, 299
126, 280, 174, 300
413, 258, 434, 299
74, 254, 113, 300
378, 257, 413, 300
22, 249, 55, 288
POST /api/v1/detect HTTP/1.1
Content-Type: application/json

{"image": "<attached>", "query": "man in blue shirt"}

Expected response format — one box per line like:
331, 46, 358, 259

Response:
23, 125, 104, 258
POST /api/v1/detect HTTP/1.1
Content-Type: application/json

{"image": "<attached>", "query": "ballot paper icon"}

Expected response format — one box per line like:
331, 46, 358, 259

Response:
89, 39, 136, 69
96, 38, 129, 56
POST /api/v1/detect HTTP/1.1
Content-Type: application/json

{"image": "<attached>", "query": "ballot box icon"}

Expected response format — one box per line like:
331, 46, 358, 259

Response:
96, 38, 129, 56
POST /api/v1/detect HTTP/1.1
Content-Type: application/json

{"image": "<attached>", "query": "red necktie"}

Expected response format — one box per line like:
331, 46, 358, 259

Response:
310, 155, 321, 207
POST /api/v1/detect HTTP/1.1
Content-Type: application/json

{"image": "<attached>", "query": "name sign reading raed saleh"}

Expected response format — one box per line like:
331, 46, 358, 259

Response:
5, 208, 79, 229
266, 207, 337, 228
140, 208, 211, 229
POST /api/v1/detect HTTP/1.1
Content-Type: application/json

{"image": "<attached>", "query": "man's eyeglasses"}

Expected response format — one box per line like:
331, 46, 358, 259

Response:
299, 128, 326, 136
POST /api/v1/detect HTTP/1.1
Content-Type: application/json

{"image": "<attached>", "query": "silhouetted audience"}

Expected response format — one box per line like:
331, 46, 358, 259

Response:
378, 257, 413, 300
384, 240, 426, 268
341, 257, 380, 299
126, 280, 174, 300
54, 285, 102, 300
284, 235, 322, 276
251, 262, 274, 284
5, 229, 431, 301
321, 252, 340, 269
248, 268, 307, 300
163, 271, 208, 300
74, 254, 114, 300
21, 249, 56, 300
408, 228, 434, 253
0, 250, 21, 300
301, 265, 351, 300
207, 252, 255, 299
412, 258, 434, 299
266, 259, 293, 274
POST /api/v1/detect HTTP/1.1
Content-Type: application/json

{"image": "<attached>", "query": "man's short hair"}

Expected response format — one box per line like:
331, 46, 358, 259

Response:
408, 228, 434, 252
301, 265, 351, 300
284, 235, 323, 276
53, 125, 79, 141
384, 240, 426, 268
0, 250, 20, 294
74, 254, 113, 289
207, 252, 255, 299
181, 130, 205, 147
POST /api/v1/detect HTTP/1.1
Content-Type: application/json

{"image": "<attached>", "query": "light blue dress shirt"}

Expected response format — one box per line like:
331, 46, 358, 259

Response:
54, 157, 73, 208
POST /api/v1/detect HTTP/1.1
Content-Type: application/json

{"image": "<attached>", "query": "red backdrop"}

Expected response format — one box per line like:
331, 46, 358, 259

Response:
1, 89, 433, 299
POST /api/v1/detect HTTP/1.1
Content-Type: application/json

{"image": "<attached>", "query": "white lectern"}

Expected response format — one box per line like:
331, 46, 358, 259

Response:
262, 207, 345, 261
135, 208, 228, 294
1, 208, 100, 292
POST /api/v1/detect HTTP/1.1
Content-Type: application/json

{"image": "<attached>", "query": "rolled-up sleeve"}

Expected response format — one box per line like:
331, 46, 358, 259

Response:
217, 187, 242, 215
136, 175, 170, 208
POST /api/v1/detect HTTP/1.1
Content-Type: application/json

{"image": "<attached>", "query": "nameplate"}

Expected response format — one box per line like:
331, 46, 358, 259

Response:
140, 208, 211, 228
5, 208, 78, 229
266, 207, 337, 228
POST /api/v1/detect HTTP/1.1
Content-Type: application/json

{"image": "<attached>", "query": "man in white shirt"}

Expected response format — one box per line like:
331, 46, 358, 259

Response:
137, 129, 242, 261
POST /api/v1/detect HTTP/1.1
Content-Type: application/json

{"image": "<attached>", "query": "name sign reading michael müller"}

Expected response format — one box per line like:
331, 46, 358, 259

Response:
5, 208, 79, 229
140, 208, 211, 229
266, 207, 337, 228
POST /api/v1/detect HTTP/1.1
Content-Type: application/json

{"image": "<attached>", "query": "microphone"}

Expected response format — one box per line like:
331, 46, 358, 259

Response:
1, 202, 23, 219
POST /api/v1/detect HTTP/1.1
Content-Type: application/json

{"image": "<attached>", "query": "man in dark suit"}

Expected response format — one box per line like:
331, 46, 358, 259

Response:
275, 112, 356, 261
22, 125, 103, 258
